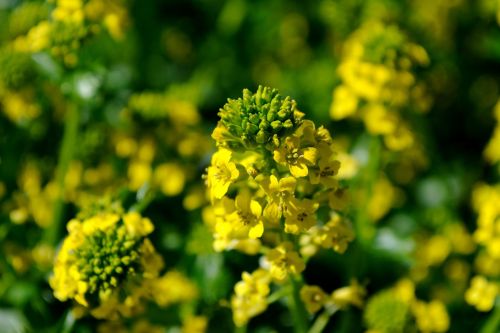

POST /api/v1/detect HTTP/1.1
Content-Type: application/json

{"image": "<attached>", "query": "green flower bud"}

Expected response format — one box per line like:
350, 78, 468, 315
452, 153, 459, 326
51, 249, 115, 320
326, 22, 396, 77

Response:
0, 49, 36, 90
217, 85, 304, 149
74, 222, 143, 305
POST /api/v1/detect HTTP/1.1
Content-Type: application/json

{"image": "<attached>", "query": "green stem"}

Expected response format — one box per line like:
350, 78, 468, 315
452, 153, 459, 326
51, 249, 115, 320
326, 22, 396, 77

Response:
480, 302, 500, 333
129, 185, 155, 213
354, 135, 381, 244
308, 306, 338, 333
44, 103, 79, 245
349, 136, 381, 281
235, 324, 247, 333
60, 310, 75, 333
267, 286, 291, 304
289, 275, 309, 333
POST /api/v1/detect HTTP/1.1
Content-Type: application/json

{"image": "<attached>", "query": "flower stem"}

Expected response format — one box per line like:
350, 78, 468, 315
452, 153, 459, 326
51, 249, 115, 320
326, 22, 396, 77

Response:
60, 310, 75, 333
307, 306, 338, 333
354, 135, 381, 244
480, 302, 500, 333
129, 184, 155, 213
267, 285, 291, 304
289, 275, 309, 333
44, 102, 79, 245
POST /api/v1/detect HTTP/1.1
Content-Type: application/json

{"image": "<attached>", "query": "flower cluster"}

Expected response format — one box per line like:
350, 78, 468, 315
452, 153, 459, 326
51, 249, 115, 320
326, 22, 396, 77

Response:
50, 209, 201, 321
205, 86, 355, 327
464, 182, 500, 312
12, 0, 128, 66
330, 21, 430, 151
364, 279, 450, 333
206, 86, 351, 251
50, 211, 163, 318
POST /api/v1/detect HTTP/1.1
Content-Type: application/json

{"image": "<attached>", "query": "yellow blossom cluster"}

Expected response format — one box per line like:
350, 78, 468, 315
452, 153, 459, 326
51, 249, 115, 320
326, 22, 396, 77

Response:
464, 182, 500, 312
330, 21, 430, 151
11, 0, 128, 66
50, 211, 198, 319
471, 183, 500, 259
117, 89, 211, 205
205, 86, 355, 327
205, 86, 352, 252
364, 279, 450, 333
0, 46, 40, 124
231, 269, 271, 327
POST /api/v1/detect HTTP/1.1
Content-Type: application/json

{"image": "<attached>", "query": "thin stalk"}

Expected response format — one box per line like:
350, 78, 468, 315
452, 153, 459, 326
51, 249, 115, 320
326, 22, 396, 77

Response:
354, 135, 381, 244
308, 306, 339, 333
60, 310, 75, 333
129, 185, 155, 213
267, 285, 291, 304
289, 275, 309, 333
480, 303, 500, 333
44, 103, 79, 245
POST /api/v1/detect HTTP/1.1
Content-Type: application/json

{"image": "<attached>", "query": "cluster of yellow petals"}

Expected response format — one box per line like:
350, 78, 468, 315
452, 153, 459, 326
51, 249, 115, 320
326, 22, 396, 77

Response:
206, 87, 356, 327
330, 21, 430, 151
231, 269, 271, 327
465, 275, 498, 312
50, 211, 199, 319
11, 0, 128, 66
365, 278, 450, 333
471, 183, 500, 258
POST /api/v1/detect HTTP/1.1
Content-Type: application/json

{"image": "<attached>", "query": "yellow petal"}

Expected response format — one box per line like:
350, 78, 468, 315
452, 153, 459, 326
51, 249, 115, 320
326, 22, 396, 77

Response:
290, 163, 308, 177
248, 222, 264, 239
302, 147, 318, 164
250, 200, 262, 217
279, 177, 296, 192
264, 202, 281, 223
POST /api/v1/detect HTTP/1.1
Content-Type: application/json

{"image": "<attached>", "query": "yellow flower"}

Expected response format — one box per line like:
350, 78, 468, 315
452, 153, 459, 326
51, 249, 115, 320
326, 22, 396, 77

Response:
393, 279, 415, 304
260, 175, 296, 223
309, 142, 341, 189
300, 285, 327, 313
151, 271, 198, 307
316, 215, 355, 254
362, 104, 397, 135
231, 269, 271, 327
330, 86, 358, 120
283, 198, 318, 234
123, 211, 154, 237
367, 176, 396, 222
331, 280, 365, 308
412, 300, 449, 333
214, 190, 264, 242
265, 242, 305, 281
273, 135, 317, 178
206, 148, 239, 200
465, 275, 498, 312
182, 316, 208, 333
154, 162, 186, 196
127, 161, 151, 191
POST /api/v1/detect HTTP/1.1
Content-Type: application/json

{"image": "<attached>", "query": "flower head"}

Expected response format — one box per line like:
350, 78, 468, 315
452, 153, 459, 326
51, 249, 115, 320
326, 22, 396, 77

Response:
50, 211, 163, 319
